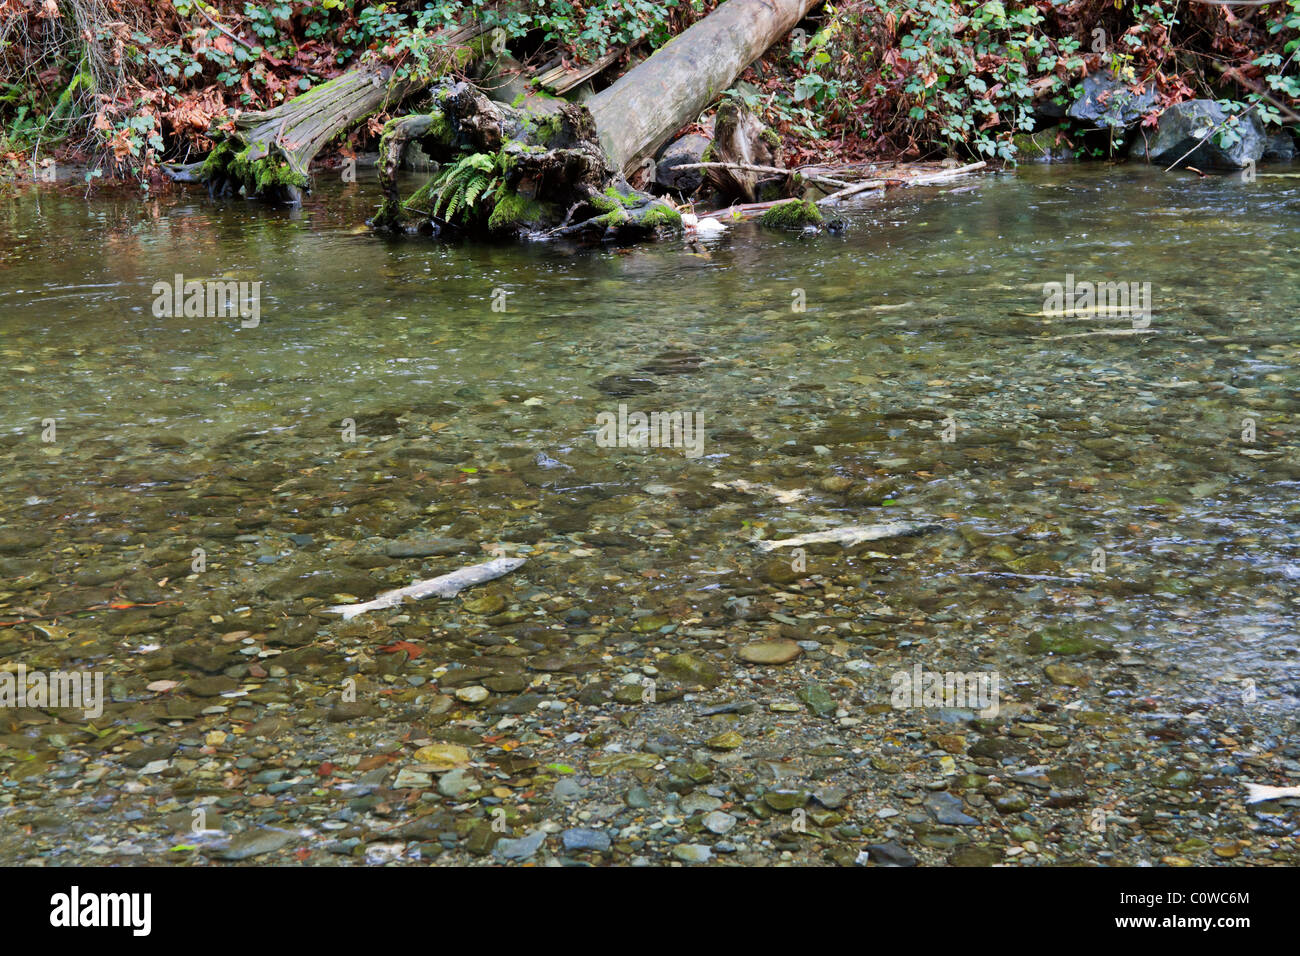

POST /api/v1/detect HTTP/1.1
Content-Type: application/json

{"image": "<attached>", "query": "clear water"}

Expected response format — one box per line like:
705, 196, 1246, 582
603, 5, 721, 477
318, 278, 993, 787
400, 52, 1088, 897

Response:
1, 163, 1297, 714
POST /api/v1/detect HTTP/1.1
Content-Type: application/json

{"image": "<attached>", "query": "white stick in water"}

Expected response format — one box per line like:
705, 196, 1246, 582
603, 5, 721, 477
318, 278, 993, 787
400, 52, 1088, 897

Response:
1243, 782, 1300, 804
756, 521, 935, 551
324, 557, 526, 620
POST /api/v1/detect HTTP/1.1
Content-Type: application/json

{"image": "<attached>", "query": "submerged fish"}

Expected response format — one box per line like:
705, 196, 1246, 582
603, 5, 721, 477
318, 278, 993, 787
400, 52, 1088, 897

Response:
1243, 782, 1300, 804
756, 521, 936, 551
324, 557, 526, 620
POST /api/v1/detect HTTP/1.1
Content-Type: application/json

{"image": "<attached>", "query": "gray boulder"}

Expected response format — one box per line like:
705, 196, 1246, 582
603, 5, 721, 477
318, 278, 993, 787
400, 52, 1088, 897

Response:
1136, 100, 1265, 169
1263, 131, 1297, 162
654, 133, 712, 195
1067, 71, 1155, 130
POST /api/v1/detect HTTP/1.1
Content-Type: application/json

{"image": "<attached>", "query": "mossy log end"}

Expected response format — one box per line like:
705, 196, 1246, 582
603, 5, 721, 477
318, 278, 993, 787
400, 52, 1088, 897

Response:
192, 65, 413, 204
372, 81, 681, 241
183, 25, 496, 205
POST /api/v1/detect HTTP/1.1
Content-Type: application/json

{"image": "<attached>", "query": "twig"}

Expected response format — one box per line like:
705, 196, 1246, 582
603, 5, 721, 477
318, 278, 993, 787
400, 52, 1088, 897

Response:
818, 178, 887, 204
1210, 61, 1300, 125
903, 161, 988, 186
194, 4, 259, 54
818, 161, 986, 205
673, 161, 851, 188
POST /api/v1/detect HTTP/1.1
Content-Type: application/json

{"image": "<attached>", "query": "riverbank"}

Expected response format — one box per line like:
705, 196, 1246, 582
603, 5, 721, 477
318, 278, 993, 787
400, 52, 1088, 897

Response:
4, 1, 1299, 197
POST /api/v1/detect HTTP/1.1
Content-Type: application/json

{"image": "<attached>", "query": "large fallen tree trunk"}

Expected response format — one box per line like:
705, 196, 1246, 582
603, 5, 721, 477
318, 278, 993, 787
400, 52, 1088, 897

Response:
374, 0, 819, 240
587, 0, 821, 178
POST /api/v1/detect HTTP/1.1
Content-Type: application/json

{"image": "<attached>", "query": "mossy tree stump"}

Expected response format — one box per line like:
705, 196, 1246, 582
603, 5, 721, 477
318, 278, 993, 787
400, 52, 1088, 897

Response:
373, 81, 680, 240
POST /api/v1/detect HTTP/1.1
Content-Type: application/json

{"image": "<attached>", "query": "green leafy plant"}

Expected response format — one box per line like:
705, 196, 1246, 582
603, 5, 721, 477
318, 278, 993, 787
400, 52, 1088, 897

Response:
414, 150, 504, 223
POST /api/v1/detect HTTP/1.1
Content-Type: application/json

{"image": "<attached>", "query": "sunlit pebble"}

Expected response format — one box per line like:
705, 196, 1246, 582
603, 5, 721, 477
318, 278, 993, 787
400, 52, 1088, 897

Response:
25, 496, 42, 505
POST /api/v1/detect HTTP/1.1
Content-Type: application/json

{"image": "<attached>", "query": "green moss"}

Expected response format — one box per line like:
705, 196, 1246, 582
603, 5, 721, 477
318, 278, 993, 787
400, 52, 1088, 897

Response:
596, 206, 631, 227
700, 142, 715, 163
602, 186, 637, 207
525, 112, 563, 146
487, 189, 546, 232
198, 139, 306, 195
761, 128, 782, 149
589, 192, 622, 214
403, 175, 439, 212
197, 141, 235, 180
759, 199, 823, 229
425, 111, 452, 146
639, 204, 682, 229
223, 140, 307, 193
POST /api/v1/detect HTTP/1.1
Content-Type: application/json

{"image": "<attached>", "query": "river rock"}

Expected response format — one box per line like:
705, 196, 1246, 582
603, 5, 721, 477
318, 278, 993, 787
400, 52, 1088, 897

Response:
681, 792, 722, 814
437, 768, 478, 798
561, 827, 611, 853
385, 537, 471, 558
703, 811, 736, 834
1045, 662, 1089, 687
706, 731, 743, 751
673, 844, 712, 863
1067, 70, 1154, 129
494, 830, 546, 861
412, 744, 471, 769
924, 791, 979, 825
1136, 100, 1265, 169
661, 653, 723, 689
738, 639, 802, 665
1263, 132, 1297, 161
212, 827, 296, 861
798, 683, 835, 716
865, 842, 918, 867
654, 133, 711, 195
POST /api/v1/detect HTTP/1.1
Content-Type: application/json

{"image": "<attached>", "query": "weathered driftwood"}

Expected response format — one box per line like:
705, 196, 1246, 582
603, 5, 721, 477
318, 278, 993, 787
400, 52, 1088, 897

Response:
697, 161, 989, 223
587, 0, 821, 177
372, 0, 821, 237
533, 46, 626, 94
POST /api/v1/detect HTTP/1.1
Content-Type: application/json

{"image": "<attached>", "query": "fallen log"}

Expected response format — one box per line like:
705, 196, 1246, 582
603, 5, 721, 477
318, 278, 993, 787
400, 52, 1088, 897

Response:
588, 0, 822, 177
181, 0, 823, 237
700, 161, 988, 222
195, 65, 413, 205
